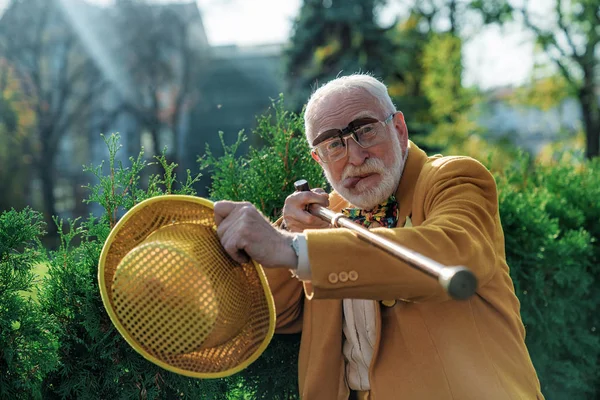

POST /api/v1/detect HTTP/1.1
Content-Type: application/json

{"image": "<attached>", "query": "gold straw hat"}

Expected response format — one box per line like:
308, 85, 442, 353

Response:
98, 195, 275, 378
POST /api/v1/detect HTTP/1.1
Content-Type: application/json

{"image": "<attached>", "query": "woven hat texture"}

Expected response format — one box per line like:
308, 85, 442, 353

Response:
98, 195, 275, 378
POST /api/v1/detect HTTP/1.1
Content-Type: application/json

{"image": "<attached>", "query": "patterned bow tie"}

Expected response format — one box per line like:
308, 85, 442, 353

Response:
341, 195, 399, 228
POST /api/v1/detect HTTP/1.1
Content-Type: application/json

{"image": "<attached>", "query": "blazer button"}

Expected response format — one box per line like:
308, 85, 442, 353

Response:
381, 299, 397, 307
328, 273, 339, 284
348, 270, 358, 281
338, 271, 349, 282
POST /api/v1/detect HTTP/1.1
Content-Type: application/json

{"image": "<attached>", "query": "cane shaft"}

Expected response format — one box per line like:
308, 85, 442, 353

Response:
294, 180, 477, 300
309, 204, 440, 278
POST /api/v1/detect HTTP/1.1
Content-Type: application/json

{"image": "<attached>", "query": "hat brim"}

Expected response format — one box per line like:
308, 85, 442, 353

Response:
98, 195, 275, 378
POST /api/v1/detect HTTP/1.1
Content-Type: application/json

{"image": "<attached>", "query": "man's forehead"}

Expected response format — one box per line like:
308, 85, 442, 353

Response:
309, 93, 382, 138
347, 110, 379, 121
312, 109, 377, 134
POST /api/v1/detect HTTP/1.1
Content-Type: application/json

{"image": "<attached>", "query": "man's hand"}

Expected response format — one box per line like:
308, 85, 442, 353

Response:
214, 201, 298, 269
282, 189, 330, 232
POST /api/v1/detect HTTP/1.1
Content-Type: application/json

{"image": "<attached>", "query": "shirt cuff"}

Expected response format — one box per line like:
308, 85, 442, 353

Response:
294, 234, 312, 281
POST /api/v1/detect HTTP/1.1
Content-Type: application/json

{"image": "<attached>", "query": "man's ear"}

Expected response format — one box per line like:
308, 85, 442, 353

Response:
311, 150, 322, 164
393, 112, 409, 143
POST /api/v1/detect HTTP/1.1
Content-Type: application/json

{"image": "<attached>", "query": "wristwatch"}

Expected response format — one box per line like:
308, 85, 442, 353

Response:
290, 235, 300, 257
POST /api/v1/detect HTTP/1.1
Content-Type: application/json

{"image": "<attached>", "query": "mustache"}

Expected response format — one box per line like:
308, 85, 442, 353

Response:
342, 158, 385, 181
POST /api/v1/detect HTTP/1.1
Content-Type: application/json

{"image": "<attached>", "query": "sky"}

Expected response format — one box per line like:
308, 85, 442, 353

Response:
0, 0, 544, 90
193, 0, 539, 90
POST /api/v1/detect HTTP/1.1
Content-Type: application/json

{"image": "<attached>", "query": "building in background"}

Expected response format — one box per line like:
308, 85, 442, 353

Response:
188, 43, 285, 195
0, 0, 591, 222
0, 0, 285, 220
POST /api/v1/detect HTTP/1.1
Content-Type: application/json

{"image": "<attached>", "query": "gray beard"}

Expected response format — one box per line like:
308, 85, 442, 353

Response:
325, 143, 408, 210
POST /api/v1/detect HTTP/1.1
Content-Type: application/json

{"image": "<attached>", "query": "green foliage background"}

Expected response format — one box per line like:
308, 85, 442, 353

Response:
2, 0, 598, 397
200, 98, 326, 399
285, 0, 395, 112
1, 100, 599, 399
497, 156, 600, 399
201, 97, 327, 219
0, 209, 58, 399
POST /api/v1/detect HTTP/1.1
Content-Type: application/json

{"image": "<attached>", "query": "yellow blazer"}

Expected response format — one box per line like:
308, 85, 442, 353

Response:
264, 142, 544, 400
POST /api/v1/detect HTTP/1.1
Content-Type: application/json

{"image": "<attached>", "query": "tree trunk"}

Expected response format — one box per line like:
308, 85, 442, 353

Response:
170, 107, 182, 171
581, 102, 600, 160
580, 67, 600, 159
38, 151, 58, 236
150, 124, 160, 155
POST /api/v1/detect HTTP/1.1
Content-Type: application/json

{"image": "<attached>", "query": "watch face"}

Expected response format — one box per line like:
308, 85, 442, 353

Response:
291, 237, 300, 256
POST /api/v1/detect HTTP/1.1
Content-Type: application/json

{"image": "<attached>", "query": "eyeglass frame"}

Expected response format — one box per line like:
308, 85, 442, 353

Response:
311, 112, 396, 163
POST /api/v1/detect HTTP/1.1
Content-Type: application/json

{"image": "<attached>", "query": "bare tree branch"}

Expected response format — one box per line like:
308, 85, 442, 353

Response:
52, 35, 76, 123
0, 62, 8, 93
550, 52, 577, 88
556, 0, 582, 62
30, 6, 50, 116
517, 5, 576, 86
172, 21, 192, 130
54, 78, 109, 143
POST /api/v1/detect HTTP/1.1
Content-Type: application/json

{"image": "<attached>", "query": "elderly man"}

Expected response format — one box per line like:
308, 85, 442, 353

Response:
214, 74, 544, 400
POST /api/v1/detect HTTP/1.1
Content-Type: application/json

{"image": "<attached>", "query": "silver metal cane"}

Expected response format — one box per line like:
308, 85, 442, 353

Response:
294, 179, 477, 300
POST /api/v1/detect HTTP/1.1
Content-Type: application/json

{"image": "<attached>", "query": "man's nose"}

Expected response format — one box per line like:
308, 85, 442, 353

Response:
346, 136, 369, 165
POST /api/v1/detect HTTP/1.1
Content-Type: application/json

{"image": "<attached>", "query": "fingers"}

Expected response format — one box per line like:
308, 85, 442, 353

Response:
213, 200, 295, 268
213, 200, 238, 227
282, 189, 330, 232
214, 201, 257, 241
214, 200, 261, 226
214, 201, 256, 263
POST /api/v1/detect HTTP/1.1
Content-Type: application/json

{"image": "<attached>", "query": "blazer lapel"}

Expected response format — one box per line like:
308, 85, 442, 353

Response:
394, 141, 428, 228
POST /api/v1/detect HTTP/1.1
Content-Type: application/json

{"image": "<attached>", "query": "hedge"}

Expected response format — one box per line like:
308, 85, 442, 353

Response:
1, 100, 598, 399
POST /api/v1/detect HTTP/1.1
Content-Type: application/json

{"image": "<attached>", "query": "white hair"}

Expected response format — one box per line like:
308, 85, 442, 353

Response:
304, 73, 397, 141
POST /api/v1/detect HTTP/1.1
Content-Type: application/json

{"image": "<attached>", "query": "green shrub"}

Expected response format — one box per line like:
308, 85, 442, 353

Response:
38, 135, 230, 399
38, 95, 325, 400
201, 95, 327, 220
0, 208, 59, 399
4, 98, 598, 399
200, 98, 327, 399
497, 155, 600, 399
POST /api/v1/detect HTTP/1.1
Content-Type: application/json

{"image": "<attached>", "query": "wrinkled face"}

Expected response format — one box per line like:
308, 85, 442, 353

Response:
307, 90, 409, 209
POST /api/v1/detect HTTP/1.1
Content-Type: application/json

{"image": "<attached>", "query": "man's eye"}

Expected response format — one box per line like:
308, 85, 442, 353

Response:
357, 126, 377, 139
326, 140, 343, 151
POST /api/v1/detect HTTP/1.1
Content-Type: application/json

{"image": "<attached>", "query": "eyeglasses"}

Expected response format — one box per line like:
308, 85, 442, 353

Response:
311, 113, 395, 163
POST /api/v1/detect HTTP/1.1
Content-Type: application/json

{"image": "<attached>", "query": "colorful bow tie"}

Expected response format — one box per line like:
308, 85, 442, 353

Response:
341, 195, 399, 228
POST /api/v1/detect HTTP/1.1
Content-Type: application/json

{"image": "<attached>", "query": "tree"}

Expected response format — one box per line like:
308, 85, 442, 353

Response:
285, 0, 397, 111
285, 0, 485, 150
473, 0, 600, 159
0, 60, 36, 212
114, 0, 204, 166
387, 2, 481, 151
384, 13, 434, 142
0, 0, 109, 230
420, 32, 481, 150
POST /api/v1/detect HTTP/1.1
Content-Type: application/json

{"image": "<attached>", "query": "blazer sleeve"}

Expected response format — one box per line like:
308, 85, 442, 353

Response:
304, 157, 501, 303
263, 268, 304, 333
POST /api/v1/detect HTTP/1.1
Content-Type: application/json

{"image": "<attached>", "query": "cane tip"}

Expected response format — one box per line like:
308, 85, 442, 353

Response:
440, 266, 478, 300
